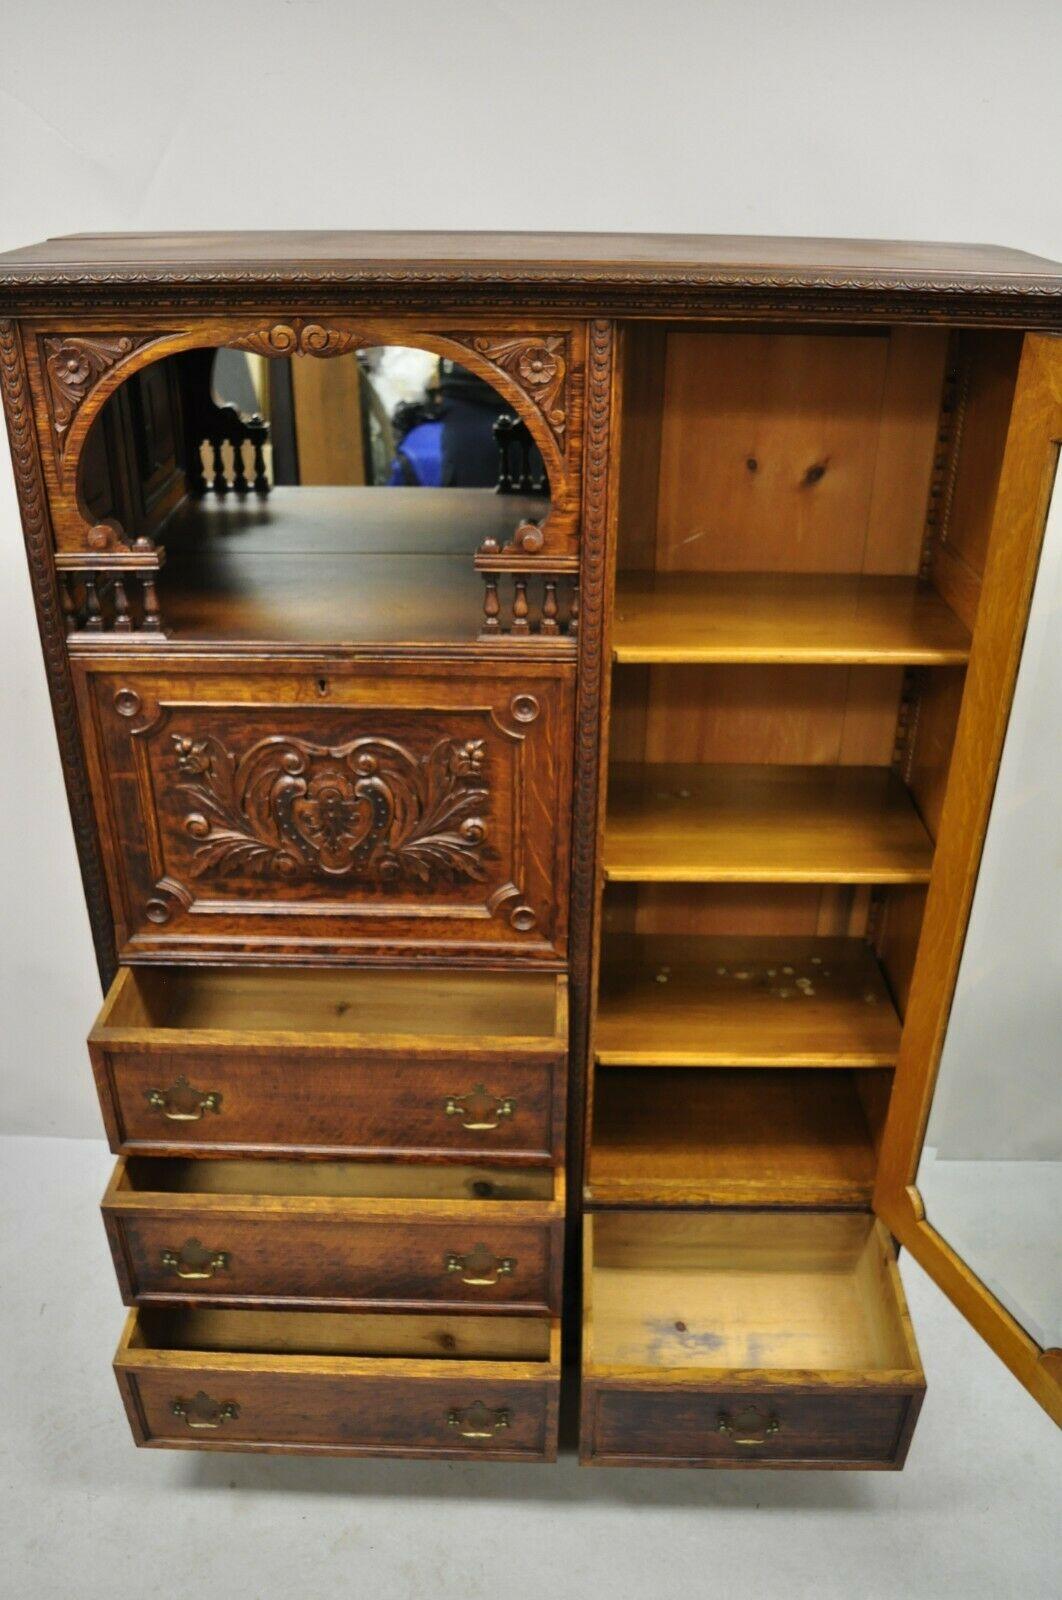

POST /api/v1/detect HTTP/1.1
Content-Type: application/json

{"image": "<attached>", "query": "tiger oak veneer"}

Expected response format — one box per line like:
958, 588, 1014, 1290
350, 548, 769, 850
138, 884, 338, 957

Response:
2, 231, 1059, 1466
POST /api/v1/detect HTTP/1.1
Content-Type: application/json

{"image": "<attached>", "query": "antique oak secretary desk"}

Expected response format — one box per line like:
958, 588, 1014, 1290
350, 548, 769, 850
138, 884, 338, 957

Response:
1, 232, 1059, 1467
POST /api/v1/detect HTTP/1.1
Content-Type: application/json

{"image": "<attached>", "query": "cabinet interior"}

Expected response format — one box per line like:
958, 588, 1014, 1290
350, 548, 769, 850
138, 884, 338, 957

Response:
131, 1306, 553, 1361
588, 322, 1022, 1208
586, 1211, 920, 1374
118, 1156, 557, 1203
98, 965, 563, 1045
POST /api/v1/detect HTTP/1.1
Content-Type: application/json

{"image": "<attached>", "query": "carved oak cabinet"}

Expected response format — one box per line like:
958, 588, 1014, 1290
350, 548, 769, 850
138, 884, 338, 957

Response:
1, 232, 1059, 1466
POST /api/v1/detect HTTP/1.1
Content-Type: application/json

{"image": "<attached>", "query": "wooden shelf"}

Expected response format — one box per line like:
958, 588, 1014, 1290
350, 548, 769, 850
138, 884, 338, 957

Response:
604, 762, 934, 884
596, 934, 901, 1067
588, 1068, 879, 1207
156, 486, 547, 644
612, 572, 971, 665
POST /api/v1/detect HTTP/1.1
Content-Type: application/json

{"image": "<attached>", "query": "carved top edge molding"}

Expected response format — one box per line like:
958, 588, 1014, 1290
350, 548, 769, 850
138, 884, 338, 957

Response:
4, 272, 1061, 327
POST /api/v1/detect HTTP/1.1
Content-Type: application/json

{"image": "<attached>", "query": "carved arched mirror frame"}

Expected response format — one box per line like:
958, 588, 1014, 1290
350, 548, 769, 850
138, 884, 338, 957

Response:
33, 317, 585, 557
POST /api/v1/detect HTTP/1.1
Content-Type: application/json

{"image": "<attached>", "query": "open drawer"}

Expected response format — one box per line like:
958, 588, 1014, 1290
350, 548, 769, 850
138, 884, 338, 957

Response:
115, 1307, 560, 1460
89, 967, 567, 1162
581, 1211, 924, 1468
102, 1157, 564, 1313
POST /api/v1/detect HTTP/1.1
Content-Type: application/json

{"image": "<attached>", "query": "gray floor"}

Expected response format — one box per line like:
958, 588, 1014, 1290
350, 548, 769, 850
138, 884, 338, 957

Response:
1, 1135, 1059, 1600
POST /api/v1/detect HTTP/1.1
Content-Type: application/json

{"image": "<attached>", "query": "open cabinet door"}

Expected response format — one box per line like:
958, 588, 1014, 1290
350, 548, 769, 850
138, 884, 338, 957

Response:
875, 334, 1061, 1427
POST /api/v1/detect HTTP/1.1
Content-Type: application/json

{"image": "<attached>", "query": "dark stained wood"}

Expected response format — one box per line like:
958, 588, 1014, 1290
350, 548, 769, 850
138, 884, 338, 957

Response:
2, 232, 1060, 324
3, 232, 1061, 1467
73, 657, 574, 964
115, 1307, 561, 1459
102, 1157, 564, 1314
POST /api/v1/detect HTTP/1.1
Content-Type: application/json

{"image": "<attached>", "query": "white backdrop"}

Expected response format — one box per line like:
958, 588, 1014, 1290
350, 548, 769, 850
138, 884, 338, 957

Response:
2, 0, 1061, 1138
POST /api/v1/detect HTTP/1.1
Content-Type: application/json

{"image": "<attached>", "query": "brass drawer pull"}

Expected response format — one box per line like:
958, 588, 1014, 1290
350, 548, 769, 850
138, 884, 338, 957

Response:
447, 1401, 511, 1439
171, 1391, 239, 1430
444, 1083, 515, 1131
160, 1238, 229, 1280
145, 1075, 222, 1122
717, 1406, 780, 1446
444, 1243, 516, 1286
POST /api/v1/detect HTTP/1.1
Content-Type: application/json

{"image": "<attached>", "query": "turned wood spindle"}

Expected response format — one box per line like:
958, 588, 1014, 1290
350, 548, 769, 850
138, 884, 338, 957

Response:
59, 576, 79, 636
83, 575, 104, 633
569, 581, 579, 636
250, 421, 270, 495
482, 574, 501, 634
516, 428, 532, 493
541, 579, 559, 635
232, 437, 249, 496
512, 576, 530, 635
112, 577, 132, 633
141, 574, 162, 633
493, 414, 515, 493
211, 437, 228, 497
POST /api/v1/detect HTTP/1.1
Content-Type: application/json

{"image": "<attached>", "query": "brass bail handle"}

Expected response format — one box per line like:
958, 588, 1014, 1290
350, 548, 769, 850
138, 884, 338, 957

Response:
447, 1401, 511, 1439
161, 1238, 229, 1280
171, 1391, 240, 1430
444, 1244, 516, 1286
716, 1406, 781, 1446
444, 1083, 515, 1132
145, 1076, 221, 1122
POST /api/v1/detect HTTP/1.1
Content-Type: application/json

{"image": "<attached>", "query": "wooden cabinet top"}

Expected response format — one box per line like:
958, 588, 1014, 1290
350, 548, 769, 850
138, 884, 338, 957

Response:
1, 231, 1060, 320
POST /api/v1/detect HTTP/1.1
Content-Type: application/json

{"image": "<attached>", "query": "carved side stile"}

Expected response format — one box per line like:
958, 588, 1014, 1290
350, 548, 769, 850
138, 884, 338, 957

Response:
0, 319, 116, 986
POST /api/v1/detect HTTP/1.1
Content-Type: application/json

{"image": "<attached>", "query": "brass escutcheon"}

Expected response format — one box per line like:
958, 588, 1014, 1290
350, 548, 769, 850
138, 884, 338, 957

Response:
716, 1406, 781, 1446
171, 1391, 239, 1430
444, 1083, 515, 1131
144, 1076, 222, 1121
444, 1243, 516, 1286
160, 1238, 229, 1280
447, 1400, 511, 1439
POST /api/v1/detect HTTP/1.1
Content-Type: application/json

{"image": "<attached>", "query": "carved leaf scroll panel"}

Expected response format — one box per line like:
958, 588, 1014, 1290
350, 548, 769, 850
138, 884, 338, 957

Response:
75, 666, 573, 964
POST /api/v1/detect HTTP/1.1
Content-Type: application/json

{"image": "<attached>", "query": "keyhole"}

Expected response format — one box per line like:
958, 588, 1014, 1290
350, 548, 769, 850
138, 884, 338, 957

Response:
316, 677, 329, 697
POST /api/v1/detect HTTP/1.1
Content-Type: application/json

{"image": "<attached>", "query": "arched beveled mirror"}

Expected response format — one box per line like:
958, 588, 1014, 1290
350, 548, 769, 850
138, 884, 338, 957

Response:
70, 342, 571, 644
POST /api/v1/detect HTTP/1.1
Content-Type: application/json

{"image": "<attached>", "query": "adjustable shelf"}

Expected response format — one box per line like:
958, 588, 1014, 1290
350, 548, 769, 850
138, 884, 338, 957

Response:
604, 763, 935, 884
588, 1067, 881, 1207
596, 933, 901, 1067
612, 572, 972, 665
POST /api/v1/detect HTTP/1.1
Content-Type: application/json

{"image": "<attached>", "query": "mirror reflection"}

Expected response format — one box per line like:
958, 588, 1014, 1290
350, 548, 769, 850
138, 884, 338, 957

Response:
210, 344, 548, 496
916, 476, 1062, 1352
77, 344, 552, 643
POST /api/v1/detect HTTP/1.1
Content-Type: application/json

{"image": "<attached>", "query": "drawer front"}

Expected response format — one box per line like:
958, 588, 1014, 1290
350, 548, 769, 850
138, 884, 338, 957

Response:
107, 1212, 559, 1312
118, 1366, 556, 1459
75, 662, 573, 963
583, 1385, 922, 1468
93, 1047, 561, 1162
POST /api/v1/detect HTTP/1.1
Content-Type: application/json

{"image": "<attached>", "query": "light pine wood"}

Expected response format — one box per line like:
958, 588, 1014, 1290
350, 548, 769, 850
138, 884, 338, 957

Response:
129, 1305, 551, 1361
652, 330, 945, 575
874, 332, 1062, 1429
636, 663, 904, 769
588, 1067, 882, 1206
112, 1156, 558, 1204
596, 933, 900, 1066
612, 574, 970, 664
605, 763, 934, 883
290, 351, 366, 485
586, 1211, 921, 1373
